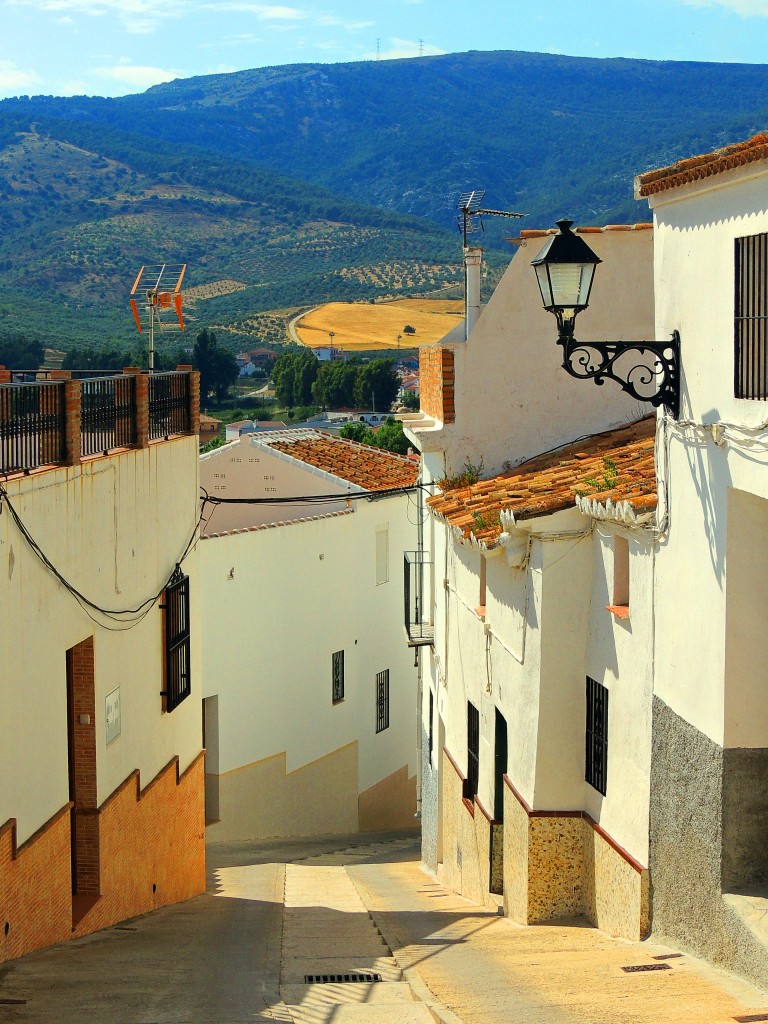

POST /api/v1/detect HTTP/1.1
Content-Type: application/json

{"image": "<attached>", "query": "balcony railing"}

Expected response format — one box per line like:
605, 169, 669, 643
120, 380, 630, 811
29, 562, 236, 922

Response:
404, 550, 434, 647
0, 367, 198, 476
0, 381, 66, 475
81, 375, 137, 457
149, 372, 191, 440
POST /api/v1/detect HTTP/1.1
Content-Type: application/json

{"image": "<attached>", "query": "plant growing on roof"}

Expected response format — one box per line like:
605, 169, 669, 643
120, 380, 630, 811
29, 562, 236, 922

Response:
577, 457, 619, 497
470, 509, 501, 534
438, 456, 485, 491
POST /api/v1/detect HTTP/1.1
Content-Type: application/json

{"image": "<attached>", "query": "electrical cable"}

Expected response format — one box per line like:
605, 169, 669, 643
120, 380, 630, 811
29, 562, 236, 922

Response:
0, 482, 205, 630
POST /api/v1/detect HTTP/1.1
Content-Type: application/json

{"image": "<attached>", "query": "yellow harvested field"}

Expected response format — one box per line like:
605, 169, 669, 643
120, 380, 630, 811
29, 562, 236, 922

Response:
295, 299, 464, 350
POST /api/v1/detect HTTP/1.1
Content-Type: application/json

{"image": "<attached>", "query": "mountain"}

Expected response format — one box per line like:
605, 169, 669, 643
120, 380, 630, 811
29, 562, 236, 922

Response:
1, 49, 767, 351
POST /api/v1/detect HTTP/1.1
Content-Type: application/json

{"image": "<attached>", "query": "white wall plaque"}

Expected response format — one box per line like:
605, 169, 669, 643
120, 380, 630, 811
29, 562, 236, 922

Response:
105, 687, 121, 745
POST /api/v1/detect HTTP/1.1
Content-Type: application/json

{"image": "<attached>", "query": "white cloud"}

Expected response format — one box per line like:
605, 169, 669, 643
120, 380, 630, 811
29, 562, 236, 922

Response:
203, 2, 307, 18
317, 14, 374, 29
0, 59, 41, 92
95, 63, 181, 88
680, 0, 768, 14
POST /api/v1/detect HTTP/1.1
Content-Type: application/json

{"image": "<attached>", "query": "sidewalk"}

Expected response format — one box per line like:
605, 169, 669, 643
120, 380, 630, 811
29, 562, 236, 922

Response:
0, 830, 766, 1023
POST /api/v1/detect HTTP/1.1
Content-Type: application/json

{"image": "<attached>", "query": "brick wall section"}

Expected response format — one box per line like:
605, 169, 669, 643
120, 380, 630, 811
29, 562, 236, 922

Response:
0, 752, 205, 964
176, 365, 200, 436
68, 638, 100, 896
419, 346, 455, 424
0, 808, 72, 962
124, 368, 149, 448
73, 753, 206, 938
64, 378, 82, 467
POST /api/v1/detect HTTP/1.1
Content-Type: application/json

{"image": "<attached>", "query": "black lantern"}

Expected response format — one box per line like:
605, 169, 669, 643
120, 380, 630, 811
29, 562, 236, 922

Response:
531, 219, 601, 337
531, 219, 680, 418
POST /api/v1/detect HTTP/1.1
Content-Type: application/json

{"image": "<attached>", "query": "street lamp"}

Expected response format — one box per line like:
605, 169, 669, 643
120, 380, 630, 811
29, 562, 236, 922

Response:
531, 219, 680, 418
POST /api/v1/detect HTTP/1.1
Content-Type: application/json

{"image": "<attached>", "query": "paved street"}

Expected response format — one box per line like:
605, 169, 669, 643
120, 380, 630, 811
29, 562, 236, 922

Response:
1, 830, 767, 1023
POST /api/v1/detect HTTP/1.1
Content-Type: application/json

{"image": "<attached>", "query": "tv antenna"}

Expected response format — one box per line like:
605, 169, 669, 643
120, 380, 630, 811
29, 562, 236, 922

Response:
456, 190, 525, 247
129, 263, 187, 372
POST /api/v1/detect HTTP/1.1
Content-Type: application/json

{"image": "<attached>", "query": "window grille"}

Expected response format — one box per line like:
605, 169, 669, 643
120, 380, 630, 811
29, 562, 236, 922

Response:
162, 568, 191, 712
585, 676, 608, 795
332, 650, 344, 703
428, 689, 434, 767
466, 701, 479, 801
376, 670, 390, 733
735, 232, 768, 399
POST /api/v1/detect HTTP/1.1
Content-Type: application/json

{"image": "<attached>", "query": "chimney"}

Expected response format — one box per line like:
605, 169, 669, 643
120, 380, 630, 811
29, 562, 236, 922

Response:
464, 247, 483, 340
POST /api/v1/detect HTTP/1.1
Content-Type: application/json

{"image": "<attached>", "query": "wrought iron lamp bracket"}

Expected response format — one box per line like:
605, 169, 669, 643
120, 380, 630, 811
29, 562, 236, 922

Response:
557, 328, 680, 419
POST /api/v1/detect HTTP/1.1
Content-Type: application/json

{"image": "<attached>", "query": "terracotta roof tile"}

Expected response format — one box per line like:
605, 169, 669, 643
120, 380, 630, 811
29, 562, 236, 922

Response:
258, 429, 418, 491
428, 418, 657, 544
636, 133, 768, 198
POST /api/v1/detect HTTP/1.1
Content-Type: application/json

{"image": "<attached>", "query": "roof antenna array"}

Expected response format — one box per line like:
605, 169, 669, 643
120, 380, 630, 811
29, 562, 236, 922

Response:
456, 190, 526, 246
129, 263, 187, 373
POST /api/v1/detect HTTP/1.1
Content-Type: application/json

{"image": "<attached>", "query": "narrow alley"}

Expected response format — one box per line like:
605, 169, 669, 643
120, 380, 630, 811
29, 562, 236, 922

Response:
1, 832, 766, 1024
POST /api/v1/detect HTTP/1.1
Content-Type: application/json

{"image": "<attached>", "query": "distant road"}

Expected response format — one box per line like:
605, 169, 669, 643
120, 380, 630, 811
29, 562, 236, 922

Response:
288, 307, 318, 345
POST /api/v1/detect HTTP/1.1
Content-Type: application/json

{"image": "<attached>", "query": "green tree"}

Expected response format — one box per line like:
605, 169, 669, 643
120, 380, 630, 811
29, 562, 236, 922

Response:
312, 360, 358, 408
339, 422, 375, 445
352, 359, 400, 412
273, 349, 318, 407
0, 332, 45, 370
193, 328, 239, 402
371, 417, 411, 455
400, 391, 420, 411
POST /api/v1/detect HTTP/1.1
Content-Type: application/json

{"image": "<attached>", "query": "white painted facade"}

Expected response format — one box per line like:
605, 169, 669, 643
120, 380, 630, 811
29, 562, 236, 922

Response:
199, 439, 419, 840
407, 227, 659, 927
0, 437, 203, 845
645, 163, 768, 750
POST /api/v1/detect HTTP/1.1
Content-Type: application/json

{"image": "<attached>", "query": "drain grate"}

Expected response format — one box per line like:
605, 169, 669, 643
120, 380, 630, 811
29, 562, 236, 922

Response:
621, 963, 672, 973
0, 999, 27, 1005
734, 1015, 768, 1022
304, 973, 382, 984
652, 953, 683, 961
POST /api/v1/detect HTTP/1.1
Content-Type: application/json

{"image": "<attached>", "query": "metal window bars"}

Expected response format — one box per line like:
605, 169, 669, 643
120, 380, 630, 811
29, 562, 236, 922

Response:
585, 676, 608, 796
162, 568, 191, 712
376, 669, 390, 733
466, 701, 479, 801
735, 232, 768, 400
332, 650, 345, 703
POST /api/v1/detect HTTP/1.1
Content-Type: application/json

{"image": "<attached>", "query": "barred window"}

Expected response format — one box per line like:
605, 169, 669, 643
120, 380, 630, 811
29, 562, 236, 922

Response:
735, 232, 768, 399
585, 676, 608, 795
332, 650, 344, 703
466, 701, 479, 801
163, 568, 190, 712
376, 669, 390, 733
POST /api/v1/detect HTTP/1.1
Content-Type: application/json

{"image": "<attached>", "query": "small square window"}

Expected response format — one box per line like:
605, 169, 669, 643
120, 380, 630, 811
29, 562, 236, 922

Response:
332, 650, 344, 703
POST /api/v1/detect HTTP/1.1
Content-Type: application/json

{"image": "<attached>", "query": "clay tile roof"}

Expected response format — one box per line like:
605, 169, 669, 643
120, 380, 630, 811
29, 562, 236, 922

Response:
262, 430, 418, 491
517, 223, 652, 241
428, 418, 657, 544
636, 133, 768, 198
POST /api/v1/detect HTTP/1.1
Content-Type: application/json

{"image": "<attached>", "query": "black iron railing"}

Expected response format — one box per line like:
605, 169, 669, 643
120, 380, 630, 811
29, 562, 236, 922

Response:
0, 381, 66, 475
149, 372, 190, 440
80, 375, 137, 458
404, 550, 434, 646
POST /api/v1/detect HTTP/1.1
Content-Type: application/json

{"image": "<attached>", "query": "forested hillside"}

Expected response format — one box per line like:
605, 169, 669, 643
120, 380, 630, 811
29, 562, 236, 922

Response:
1, 49, 767, 353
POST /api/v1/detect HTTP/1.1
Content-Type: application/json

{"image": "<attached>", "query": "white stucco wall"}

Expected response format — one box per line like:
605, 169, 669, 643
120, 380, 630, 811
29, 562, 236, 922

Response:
410, 227, 655, 477
200, 435, 351, 534
198, 494, 417, 796
647, 163, 768, 748
0, 438, 202, 844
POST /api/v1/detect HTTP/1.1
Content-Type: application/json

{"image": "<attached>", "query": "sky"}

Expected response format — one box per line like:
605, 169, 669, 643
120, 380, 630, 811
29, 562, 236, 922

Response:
2, 0, 768, 100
